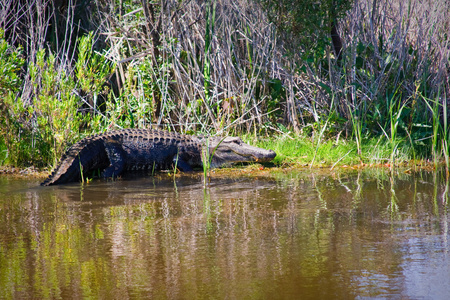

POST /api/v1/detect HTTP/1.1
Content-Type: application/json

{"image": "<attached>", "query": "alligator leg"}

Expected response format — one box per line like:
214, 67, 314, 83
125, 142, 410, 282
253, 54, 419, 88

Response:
102, 138, 126, 178
173, 156, 194, 172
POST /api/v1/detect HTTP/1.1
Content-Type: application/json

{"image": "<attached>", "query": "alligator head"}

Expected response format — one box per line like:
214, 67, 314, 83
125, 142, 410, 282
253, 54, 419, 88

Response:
206, 136, 276, 167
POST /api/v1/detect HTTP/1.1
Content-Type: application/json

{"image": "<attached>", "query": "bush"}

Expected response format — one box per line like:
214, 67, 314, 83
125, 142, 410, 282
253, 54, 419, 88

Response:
0, 32, 114, 168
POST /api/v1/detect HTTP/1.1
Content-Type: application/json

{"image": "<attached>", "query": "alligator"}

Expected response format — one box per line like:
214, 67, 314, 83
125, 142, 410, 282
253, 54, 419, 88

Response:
41, 129, 276, 186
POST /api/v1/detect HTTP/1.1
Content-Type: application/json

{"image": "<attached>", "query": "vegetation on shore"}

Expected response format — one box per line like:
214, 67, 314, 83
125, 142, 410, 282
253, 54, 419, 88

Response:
0, 0, 449, 173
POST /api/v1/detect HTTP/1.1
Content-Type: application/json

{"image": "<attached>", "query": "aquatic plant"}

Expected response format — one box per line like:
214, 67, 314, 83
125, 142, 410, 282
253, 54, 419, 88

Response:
202, 136, 226, 186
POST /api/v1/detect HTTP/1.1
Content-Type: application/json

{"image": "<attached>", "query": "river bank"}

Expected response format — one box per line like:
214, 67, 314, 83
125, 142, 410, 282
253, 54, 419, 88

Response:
0, 158, 442, 185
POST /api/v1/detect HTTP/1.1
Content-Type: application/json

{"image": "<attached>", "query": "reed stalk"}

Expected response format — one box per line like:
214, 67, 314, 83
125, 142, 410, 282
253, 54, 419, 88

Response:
310, 96, 335, 168
421, 91, 442, 168
348, 105, 363, 162
441, 94, 449, 175
202, 136, 226, 186
202, 138, 210, 187
78, 156, 84, 184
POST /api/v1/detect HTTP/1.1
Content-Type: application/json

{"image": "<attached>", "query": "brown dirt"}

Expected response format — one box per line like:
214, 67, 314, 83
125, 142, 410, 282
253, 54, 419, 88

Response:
0, 166, 49, 179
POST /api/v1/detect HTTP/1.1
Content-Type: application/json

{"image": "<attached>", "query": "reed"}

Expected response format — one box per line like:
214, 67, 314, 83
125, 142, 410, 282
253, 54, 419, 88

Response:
173, 151, 179, 176
388, 91, 408, 166
441, 94, 449, 175
202, 138, 211, 187
421, 91, 442, 168
310, 96, 336, 167
78, 156, 84, 184
348, 106, 363, 162
203, 0, 217, 102
202, 137, 226, 186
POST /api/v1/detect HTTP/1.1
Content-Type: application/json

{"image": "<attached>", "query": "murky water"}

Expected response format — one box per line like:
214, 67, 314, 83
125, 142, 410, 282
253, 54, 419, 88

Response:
0, 168, 449, 299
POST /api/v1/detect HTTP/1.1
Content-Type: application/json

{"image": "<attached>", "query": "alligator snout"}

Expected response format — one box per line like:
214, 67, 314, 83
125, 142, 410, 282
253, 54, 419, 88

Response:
254, 149, 276, 162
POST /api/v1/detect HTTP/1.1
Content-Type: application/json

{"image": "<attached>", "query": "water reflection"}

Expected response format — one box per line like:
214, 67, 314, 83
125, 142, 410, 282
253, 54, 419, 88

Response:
0, 169, 449, 299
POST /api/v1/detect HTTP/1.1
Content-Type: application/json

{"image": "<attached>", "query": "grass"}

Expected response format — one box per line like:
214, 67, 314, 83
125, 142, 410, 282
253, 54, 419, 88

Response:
246, 133, 417, 169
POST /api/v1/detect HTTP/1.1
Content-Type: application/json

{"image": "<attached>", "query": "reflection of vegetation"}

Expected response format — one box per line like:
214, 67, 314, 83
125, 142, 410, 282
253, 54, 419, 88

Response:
388, 174, 399, 220
443, 178, 449, 207
0, 170, 449, 298
432, 172, 439, 217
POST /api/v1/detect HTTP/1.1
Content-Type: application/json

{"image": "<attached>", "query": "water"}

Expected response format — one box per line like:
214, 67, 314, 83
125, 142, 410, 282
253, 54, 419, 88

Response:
0, 168, 449, 299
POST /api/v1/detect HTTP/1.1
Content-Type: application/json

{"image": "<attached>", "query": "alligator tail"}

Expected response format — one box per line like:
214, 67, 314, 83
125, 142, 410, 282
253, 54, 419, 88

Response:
41, 136, 108, 186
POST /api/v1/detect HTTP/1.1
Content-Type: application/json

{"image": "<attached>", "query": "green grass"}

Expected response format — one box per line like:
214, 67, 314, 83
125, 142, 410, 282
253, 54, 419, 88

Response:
246, 133, 415, 168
